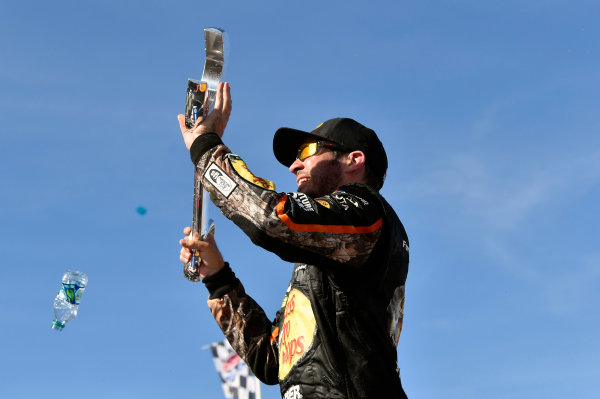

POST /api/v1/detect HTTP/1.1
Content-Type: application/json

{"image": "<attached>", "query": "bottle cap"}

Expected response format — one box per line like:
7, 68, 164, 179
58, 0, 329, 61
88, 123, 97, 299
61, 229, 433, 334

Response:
51, 321, 65, 331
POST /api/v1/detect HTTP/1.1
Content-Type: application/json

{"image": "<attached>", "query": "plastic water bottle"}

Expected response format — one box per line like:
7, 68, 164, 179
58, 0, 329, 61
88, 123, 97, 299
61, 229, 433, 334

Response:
51, 270, 88, 331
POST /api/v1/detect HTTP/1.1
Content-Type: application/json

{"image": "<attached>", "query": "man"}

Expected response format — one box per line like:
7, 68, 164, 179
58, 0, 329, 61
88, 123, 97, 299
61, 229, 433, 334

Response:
178, 82, 409, 398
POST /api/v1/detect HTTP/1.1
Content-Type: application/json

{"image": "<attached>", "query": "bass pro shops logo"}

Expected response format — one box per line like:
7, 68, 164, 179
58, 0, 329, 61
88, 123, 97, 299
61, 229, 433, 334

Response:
228, 154, 276, 191
278, 289, 316, 381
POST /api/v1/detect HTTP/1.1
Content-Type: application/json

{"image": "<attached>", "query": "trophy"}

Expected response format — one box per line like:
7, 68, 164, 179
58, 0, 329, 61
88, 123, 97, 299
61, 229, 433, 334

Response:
183, 27, 227, 282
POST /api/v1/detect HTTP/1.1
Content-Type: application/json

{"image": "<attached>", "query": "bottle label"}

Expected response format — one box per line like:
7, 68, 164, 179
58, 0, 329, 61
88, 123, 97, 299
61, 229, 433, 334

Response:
62, 283, 85, 305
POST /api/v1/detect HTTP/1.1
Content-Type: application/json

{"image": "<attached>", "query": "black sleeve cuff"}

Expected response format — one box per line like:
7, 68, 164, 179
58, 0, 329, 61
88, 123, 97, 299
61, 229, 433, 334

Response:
202, 262, 240, 299
190, 133, 224, 165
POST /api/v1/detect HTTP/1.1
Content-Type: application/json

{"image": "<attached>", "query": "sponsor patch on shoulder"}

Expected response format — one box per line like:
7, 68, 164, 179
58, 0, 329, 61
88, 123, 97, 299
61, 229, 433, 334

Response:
203, 162, 237, 198
330, 193, 362, 211
316, 199, 331, 208
228, 154, 276, 191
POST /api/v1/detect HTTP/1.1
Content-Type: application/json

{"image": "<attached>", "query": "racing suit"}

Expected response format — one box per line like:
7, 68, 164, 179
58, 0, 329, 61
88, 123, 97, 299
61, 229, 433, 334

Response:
190, 133, 410, 398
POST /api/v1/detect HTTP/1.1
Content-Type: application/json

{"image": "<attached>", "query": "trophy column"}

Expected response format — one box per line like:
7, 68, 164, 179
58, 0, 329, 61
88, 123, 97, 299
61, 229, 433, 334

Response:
183, 27, 227, 282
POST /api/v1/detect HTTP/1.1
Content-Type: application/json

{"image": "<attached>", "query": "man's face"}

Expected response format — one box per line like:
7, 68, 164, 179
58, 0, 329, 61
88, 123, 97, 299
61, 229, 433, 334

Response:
288, 142, 344, 197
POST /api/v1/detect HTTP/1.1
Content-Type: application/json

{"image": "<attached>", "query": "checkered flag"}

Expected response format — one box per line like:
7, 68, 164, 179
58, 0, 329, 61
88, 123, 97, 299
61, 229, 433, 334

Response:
210, 339, 260, 399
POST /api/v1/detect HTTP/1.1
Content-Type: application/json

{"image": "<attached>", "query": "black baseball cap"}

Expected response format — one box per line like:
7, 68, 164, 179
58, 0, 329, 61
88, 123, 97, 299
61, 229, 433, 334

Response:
273, 118, 388, 189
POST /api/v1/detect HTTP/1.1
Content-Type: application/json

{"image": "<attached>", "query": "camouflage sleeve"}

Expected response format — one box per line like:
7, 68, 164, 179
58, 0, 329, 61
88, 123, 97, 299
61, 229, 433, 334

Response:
207, 281, 281, 385
190, 133, 384, 269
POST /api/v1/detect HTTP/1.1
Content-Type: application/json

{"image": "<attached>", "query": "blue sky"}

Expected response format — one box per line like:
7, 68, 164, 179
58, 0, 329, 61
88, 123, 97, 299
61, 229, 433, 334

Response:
1, 1, 599, 398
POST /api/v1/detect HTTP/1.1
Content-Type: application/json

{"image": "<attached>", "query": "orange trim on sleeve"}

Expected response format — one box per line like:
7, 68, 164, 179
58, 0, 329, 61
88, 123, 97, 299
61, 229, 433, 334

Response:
276, 195, 383, 234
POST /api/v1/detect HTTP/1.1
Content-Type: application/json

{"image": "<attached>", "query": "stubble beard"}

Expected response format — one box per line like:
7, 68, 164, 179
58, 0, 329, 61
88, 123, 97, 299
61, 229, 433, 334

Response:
298, 159, 343, 198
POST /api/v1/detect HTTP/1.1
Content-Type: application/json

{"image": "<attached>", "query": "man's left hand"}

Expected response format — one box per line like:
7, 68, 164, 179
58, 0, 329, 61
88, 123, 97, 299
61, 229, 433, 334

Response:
179, 226, 225, 278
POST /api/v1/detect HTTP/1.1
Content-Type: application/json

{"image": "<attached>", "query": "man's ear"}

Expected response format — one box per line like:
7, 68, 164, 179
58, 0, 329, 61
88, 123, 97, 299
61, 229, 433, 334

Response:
345, 151, 366, 172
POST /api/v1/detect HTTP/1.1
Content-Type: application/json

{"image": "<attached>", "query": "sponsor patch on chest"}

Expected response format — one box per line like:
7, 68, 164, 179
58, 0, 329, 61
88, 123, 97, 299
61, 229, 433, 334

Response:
283, 385, 302, 399
290, 192, 314, 212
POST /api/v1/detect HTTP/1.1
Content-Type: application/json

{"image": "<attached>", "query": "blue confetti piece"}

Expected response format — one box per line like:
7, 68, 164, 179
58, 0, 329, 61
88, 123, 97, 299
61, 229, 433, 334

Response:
136, 206, 147, 215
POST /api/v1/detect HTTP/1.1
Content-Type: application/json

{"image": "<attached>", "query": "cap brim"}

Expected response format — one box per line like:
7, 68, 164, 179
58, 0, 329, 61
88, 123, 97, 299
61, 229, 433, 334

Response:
273, 127, 321, 167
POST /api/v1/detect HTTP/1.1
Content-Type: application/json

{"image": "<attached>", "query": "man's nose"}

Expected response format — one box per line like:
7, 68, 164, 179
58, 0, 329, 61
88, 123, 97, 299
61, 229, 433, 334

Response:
289, 158, 304, 174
